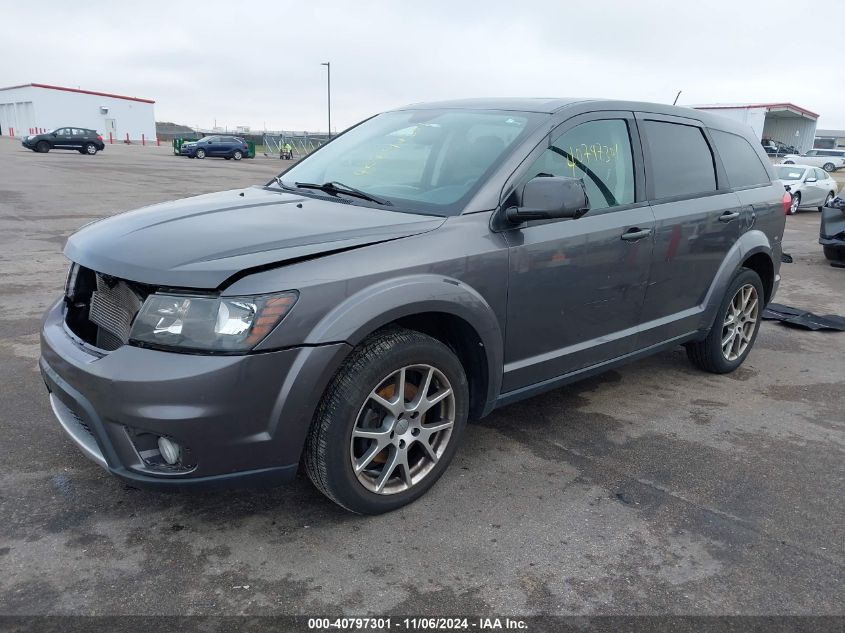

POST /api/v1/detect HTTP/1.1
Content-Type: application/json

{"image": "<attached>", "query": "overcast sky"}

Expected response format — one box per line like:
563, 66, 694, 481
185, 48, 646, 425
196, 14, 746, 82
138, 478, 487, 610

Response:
3, 0, 843, 133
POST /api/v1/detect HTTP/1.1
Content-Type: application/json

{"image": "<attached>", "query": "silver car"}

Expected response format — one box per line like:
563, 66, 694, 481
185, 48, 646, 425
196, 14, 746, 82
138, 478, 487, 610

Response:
775, 164, 839, 214
781, 150, 845, 172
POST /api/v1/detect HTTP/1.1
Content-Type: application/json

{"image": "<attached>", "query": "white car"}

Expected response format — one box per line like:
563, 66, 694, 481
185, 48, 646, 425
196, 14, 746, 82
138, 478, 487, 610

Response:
774, 164, 839, 214
781, 149, 845, 172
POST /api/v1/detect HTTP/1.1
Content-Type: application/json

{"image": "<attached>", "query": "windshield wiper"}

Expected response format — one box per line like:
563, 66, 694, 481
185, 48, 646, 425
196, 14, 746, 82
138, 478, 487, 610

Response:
293, 181, 392, 206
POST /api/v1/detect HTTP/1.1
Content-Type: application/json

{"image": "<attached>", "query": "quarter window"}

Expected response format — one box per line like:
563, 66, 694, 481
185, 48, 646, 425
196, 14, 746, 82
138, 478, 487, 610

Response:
642, 120, 717, 199
710, 129, 770, 188
520, 119, 635, 210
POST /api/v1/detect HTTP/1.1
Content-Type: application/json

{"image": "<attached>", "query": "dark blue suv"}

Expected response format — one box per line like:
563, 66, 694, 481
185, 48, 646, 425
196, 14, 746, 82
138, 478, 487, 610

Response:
180, 135, 249, 160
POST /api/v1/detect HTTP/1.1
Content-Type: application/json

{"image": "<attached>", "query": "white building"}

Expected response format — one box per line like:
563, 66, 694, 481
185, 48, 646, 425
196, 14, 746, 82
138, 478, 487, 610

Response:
0, 83, 156, 142
691, 103, 819, 154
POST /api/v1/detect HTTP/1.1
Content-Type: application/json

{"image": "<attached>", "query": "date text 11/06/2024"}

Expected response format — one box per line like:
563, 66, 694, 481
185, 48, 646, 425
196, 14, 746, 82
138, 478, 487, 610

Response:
307, 617, 529, 630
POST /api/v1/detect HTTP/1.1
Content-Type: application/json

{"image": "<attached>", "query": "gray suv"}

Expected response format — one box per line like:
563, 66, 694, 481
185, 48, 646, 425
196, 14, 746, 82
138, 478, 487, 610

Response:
40, 99, 786, 514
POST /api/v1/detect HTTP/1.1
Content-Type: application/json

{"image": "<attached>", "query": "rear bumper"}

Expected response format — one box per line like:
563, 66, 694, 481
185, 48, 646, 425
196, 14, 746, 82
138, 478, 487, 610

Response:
40, 298, 351, 490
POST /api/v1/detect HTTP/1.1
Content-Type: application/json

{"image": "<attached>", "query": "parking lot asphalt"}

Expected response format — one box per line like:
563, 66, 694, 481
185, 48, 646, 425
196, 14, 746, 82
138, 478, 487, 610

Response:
0, 137, 843, 616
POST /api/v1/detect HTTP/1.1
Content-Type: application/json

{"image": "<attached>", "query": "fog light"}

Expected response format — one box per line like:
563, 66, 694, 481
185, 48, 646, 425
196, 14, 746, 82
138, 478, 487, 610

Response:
157, 436, 182, 465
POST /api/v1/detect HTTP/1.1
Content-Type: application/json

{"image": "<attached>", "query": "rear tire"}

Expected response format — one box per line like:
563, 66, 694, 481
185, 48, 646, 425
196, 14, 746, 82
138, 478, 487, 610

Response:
36, 141, 49, 153
305, 327, 468, 514
823, 245, 845, 262
823, 162, 835, 172
686, 268, 764, 374
233, 150, 243, 161
84, 143, 97, 155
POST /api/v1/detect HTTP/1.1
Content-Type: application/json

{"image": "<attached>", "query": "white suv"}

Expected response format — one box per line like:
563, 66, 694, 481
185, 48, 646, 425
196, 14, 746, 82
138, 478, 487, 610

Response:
781, 149, 845, 172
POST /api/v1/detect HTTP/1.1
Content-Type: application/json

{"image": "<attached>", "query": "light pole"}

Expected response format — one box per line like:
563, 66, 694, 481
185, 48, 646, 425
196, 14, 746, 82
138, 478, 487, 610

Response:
320, 62, 331, 139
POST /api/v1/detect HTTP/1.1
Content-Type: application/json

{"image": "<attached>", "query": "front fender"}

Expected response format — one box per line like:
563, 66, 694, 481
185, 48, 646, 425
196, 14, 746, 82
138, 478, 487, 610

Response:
304, 274, 504, 412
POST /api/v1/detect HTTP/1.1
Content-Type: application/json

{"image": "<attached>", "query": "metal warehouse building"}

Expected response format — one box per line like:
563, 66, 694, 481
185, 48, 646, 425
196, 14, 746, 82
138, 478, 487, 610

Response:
692, 102, 819, 154
0, 83, 155, 142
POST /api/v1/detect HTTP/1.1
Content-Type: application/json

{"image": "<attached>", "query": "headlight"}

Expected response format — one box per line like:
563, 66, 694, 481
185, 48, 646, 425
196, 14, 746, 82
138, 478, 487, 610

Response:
129, 291, 298, 352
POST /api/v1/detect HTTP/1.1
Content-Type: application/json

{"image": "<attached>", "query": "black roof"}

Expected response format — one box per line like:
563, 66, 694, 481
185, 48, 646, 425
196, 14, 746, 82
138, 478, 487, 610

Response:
396, 97, 589, 113
391, 98, 757, 137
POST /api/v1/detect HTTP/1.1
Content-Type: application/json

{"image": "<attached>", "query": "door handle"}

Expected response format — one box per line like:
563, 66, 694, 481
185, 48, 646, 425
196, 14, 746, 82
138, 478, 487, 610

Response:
621, 227, 652, 241
719, 210, 740, 222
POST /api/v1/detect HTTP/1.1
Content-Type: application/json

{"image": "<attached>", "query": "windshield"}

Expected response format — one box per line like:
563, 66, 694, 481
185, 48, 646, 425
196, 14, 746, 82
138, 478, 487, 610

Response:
776, 166, 805, 180
274, 109, 545, 215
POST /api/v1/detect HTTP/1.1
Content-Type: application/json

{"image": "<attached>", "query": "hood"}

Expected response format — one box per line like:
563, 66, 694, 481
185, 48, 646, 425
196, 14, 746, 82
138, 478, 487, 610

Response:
65, 186, 445, 289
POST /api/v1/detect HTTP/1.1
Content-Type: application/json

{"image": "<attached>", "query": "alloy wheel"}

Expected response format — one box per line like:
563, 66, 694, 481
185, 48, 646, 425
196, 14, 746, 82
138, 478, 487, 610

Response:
350, 364, 455, 495
789, 194, 800, 214
721, 284, 759, 361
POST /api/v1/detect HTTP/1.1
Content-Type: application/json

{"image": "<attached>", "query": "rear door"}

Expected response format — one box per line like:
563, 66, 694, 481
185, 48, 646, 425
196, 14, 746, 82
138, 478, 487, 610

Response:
809, 168, 829, 204
501, 111, 655, 392
635, 113, 742, 347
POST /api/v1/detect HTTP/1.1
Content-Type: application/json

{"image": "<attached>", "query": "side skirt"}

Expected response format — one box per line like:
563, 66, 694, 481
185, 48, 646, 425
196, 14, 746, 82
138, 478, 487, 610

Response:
494, 331, 700, 409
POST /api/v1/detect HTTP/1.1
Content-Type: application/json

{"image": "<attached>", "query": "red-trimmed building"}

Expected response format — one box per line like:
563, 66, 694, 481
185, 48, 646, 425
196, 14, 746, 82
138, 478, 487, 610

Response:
0, 83, 156, 141
692, 102, 819, 154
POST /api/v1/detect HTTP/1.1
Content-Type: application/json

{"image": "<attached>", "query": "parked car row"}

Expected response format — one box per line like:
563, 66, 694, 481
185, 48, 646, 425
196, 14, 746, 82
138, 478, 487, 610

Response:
19, 127, 253, 163
21, 128, 105, 155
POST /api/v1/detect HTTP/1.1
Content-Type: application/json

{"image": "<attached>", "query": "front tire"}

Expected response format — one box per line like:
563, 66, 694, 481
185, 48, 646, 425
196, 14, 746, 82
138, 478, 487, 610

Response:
788, 192, 800, 214
305, 327, 469, 514
196, 148, 206, 159
686, 268, 764, 374
36, 141, 49, 153
823, 162, 835, 172
823, 245, 845, 262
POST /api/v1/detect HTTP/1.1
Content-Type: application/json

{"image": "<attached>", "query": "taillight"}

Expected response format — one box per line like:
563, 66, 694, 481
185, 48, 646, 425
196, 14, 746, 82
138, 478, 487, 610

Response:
97, 135, 103, 141
782, 191, 791, 215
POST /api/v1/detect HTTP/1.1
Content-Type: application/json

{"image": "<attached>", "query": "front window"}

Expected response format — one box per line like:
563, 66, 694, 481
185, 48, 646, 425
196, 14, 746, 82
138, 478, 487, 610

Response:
776, 166, 805, 181
275, 109, 545, 215
517, 118, 636, 211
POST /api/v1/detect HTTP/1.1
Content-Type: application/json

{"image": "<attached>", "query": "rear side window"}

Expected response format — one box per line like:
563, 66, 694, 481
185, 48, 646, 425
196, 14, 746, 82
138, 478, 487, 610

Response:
642, 120, 716, 199
710, 129, 770, 188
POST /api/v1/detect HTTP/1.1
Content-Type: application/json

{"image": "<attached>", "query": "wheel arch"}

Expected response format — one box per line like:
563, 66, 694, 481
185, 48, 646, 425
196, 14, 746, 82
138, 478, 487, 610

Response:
698, 231, 777, 330
303, 274, 504, 418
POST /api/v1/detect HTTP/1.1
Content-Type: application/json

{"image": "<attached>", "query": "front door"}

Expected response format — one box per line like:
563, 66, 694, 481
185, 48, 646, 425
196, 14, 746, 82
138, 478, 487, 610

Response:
634, 113, 742, 347
501, 113, 654, 393
53, 127, 74, 149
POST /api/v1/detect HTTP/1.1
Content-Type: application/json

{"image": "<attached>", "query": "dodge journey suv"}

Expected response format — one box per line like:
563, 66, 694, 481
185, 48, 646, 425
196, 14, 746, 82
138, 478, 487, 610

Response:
40, 99, 786, 514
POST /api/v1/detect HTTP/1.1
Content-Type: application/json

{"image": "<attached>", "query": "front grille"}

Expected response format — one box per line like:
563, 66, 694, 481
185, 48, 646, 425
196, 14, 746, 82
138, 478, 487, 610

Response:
64, 265, 151, 352
89, 274, 143, 350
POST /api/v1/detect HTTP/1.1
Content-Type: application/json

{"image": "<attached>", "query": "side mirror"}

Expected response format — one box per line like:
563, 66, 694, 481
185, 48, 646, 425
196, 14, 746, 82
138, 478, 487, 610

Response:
506, 176, 590, 223
805, 177, 817, 183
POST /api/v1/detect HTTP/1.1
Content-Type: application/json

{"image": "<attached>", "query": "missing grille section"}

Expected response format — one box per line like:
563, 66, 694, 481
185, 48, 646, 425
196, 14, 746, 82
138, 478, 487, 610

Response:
64, 265, 153, 352
89, 275, 143, 349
